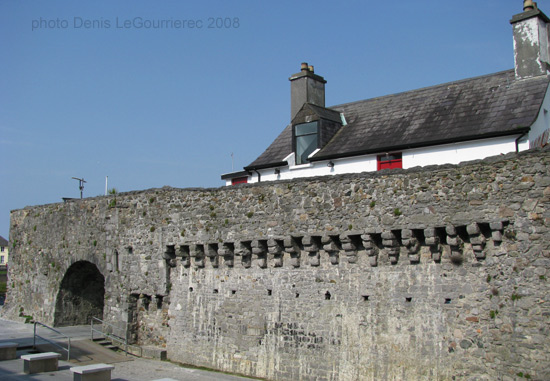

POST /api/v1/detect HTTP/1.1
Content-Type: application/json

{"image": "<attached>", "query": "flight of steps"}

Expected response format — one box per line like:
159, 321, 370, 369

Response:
91, 336, 167, 360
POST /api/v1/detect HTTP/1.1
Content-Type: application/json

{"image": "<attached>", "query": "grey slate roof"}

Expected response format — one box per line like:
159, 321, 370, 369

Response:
246, 69, 549, 169
246, 124, 293, 170
0, 236, 8, 247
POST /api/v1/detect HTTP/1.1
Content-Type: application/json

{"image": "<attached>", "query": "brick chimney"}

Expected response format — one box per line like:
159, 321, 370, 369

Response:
510, 1, 550, 79
289, 62, 327, 121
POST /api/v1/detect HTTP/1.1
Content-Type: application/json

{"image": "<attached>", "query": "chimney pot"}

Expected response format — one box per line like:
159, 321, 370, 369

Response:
308, 65, 314, 73
301, 62, 309, 71
524, 0, 535, 11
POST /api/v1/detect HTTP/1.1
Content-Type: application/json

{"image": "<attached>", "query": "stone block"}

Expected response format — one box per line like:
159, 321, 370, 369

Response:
369, 255, 378, 267
0, 342, 17, 360
71, 363, 115, 381
290, 255, 300, 267
323, 242, 339, 252
308, 252, 320, 266
424, 228, 436, 238
470, 236, 485, 245
381, 231, 395, 240
446, 225, 457, 236
301, 236, 316, 246
425, 237, 439, 246
467, 223, 480, 235
492, 230, 503, 242
490, 221, 504, 231
404, 229, 415, 239
360, 234, 373, 242
21, 352, 61, 374
447, 236, 459, 246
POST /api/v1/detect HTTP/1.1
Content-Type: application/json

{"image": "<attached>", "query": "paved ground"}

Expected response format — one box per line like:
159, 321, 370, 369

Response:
0, 317, 255, 381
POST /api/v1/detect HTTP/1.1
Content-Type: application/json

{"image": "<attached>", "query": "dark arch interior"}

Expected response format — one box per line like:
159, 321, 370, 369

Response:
54, 261, 105, 327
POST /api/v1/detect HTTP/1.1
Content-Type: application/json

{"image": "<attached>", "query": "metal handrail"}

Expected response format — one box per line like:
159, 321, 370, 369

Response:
91, 317, 128, 355
33, 322, 71, 361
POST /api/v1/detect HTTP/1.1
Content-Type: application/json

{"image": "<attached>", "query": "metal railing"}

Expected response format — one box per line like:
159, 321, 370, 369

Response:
91, 317, 129, 355
33, 322, 71, 361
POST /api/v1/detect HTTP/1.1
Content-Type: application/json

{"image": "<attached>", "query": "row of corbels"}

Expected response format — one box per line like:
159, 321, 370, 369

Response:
163, 221, 506, 269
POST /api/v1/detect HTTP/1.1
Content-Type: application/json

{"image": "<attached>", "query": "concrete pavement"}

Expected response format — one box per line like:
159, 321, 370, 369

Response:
0, 317, 257, 381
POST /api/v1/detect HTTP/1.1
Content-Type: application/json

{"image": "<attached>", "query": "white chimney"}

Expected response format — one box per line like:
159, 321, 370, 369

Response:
510, 1, 550, 79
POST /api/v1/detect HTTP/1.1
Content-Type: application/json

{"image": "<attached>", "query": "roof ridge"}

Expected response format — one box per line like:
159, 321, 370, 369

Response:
328, 69, 516, 109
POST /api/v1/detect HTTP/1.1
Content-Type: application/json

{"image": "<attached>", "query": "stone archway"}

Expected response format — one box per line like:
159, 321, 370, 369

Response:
53, 261, 105, 327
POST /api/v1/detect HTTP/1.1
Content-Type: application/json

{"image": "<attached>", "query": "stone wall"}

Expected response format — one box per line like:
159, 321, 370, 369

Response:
4, 148, 550, 380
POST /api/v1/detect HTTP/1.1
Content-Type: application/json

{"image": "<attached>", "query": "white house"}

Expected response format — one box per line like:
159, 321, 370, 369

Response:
222, 1, 550, 186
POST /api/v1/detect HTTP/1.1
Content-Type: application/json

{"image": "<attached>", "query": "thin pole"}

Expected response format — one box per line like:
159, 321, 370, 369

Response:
72, 177, 87, 199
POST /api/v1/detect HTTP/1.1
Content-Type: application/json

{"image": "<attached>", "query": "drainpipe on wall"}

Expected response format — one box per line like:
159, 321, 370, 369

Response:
516, 131, 529, 152
254, 170, 261, 183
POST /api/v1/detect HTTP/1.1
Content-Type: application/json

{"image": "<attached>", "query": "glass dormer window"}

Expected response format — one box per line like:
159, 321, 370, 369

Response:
295, 121, 318, 164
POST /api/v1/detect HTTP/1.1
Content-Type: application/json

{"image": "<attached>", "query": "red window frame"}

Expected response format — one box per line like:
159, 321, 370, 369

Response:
231, 176, 248, 185
377, 153, 402, 170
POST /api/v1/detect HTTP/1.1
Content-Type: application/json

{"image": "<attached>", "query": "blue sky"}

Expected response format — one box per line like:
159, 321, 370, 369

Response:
0, 0, 533, 238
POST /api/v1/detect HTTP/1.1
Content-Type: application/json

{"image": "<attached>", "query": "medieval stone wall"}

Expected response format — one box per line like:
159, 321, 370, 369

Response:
4, 148, 550, 380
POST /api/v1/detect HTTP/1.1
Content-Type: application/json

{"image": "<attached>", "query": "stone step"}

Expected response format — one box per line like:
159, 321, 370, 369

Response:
94, 339, 119, 351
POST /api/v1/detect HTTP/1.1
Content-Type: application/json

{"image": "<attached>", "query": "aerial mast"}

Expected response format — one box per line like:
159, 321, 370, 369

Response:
71, 177, 87, 199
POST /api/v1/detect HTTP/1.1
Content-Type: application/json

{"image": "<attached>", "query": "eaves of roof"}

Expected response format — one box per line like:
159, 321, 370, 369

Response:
310, 127, 531, 162
244, 161, 288, 171
220, 170, 251, 180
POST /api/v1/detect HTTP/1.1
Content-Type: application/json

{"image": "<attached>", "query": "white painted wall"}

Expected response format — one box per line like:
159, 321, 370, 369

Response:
528, 85, 550, 148
247, 153, 378, 184
228, 134, 527, 186
403, 136, 522, 168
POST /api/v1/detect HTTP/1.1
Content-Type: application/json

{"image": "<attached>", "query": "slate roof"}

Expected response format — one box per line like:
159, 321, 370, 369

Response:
245, 124, 293, 170
246, 69, 549, 169
0, 236, 8, 247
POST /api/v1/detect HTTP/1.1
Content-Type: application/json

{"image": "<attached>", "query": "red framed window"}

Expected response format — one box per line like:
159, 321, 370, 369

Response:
231, 176, 248, 185
377, 153, 402, 170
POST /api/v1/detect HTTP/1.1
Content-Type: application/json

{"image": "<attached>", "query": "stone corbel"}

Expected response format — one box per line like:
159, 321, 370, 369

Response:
361, 234, 379, 267
284, 237, 301, 267
490, 221, 504, 244
424, 228, 441, 262
322, 236, 340, 265
206, 243, 219, 268
235, 241, 252, 268
163, 245, 177, 267
251, 240, 268, 268
340, 234, 358, 264
218, 242, 234, 267
467, 223, 486, 260
303, 236, 320, 266
178, 245, 191, 267
445, 226, 464, 264
267, 238, 284, 267
382, 231, 400, 265
190, 244, 205, 268
402, 229, 420, 264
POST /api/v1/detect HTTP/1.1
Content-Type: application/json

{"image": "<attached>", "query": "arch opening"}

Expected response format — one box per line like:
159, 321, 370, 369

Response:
53, 261, 105, 327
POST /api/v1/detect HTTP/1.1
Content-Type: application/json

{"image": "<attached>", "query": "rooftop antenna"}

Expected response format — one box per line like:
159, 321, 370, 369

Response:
72, 177, 87, 199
